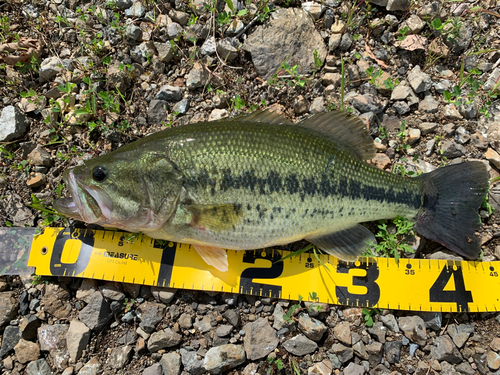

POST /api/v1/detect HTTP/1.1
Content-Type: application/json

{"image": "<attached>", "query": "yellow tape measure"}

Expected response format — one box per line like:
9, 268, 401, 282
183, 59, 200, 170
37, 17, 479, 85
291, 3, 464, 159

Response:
25, 227, 500, 313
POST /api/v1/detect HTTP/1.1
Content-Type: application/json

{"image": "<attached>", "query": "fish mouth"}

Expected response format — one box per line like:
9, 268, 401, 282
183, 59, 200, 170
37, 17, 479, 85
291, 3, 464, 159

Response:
53, 169, 113, 224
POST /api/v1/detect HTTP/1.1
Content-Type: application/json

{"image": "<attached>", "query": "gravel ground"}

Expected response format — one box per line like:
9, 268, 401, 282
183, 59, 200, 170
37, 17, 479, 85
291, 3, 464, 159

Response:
2, 0, 500, 374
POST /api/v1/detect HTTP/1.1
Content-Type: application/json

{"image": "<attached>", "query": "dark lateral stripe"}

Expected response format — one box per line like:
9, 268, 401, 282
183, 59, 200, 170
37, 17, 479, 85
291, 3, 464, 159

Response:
188, 168, 421, 209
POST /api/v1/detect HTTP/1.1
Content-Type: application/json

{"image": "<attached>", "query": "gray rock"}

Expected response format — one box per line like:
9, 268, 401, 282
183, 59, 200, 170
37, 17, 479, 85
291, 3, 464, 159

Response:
386, 0, 410, 11
125, 1, 146, 17
178, 313, 193, 329
78, 358, 101, 375
353, 341, 369, 360
100, 282, 125, 301
418, 94, 439, 113
109, 345, 133, 369
485, 68, 500, 90
28, 145, 53, 168
329, 33, 342, 51
351, 94, 387, 114
379, 314, 399, 333
333, 321, 352, 345
283, 334, 318, 356
186, 62, 210, 90
430, 335, 462, 364
173, 99, 190, 114
216, 324, 233, 337
78, 291, 113, 331
223, 309, 240, 327
39, 56, 62, 82
434, 79, 452, 93
447, 324, 474, 348
391, 85, 413, 101
169, 10, 189, 25
408, 65, 432, 93
310, 97, 325, 114
398, 316, 426, 346
110, 0, 132, 9
154, 42, 175, 63
0, 106, 30, 142
126, 24, 142, 41
160, 352, 181, 375
384, 341, 402, 364
0, 326, 21, 358
443, 104, 463, 120
455, 361, 475, 375
243, 317, 279, 360
298, 313, 327, 341
243, 8, 327, 79
66, 320, 90, 362
442, 140, 466, 158
204, 344, 246, 374
301, 1, 324, 20
225, 19, 244, 36
37, 324, 69, 370
418, 122, 439, 135
429, 250, 463, 261
130, 42, 156, 63
393, 101, 410, 115
147, 328, 182, 352
166, 22, 184, 39
200, 36, 217, 56
147, 100, 169, 124
458, 103, 478, 119
339, 33, 353, 51
107, 62, 130, 93
155, 85, 184, 102
455, 126, 470, 145
194, 315, 213, 333
415, 312, 442, 331
344, 362, 366, 375
217, 38, 239, 62
471, 132, 488, 150
20, 315, 40, 341
180, 348, 205, 375
444, 24, 472, 54
272, 303, 294, 331
365, 342, 383, 368
143, 363, 163, 375
331, 343, 354, 363
26, 359, 53, 375
368, 322, 387, 343
0, 292, 19, 328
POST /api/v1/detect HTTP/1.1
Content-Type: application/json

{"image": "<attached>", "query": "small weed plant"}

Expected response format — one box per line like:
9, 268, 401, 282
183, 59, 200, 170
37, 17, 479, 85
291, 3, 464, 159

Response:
364, 216, 416, 261
362, 307, 380, 327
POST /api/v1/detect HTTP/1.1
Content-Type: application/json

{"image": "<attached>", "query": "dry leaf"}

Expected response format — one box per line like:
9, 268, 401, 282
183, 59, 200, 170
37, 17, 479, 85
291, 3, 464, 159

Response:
0, 38, 43, 65
395, 35, 428, 51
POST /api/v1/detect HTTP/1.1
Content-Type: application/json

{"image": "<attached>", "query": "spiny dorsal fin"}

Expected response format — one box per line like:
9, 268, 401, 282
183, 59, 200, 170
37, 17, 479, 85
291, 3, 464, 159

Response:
296, 111, 376, 161
229, 109, 293, 125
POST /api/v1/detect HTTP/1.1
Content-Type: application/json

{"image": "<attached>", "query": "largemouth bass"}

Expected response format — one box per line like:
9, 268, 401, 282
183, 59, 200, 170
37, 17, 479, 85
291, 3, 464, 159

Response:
53, 110, 489, 271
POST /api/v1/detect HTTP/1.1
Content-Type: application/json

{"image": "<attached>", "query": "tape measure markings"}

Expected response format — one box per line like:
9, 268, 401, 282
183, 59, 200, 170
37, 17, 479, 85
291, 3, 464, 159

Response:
21, 227, 500, 312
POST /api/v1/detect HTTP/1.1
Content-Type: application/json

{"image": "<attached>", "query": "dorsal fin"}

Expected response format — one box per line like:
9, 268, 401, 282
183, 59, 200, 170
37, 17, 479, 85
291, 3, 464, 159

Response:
296, 111, 376, 160
229, 109, 293, 125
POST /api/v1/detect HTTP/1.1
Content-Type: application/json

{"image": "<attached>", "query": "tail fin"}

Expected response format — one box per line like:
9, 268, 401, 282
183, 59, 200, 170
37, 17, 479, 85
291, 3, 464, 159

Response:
415, 161, 489, 259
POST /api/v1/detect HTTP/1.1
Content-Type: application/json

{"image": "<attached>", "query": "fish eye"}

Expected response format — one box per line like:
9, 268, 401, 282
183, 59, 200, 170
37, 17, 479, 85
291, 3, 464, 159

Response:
92, 166, 107, 182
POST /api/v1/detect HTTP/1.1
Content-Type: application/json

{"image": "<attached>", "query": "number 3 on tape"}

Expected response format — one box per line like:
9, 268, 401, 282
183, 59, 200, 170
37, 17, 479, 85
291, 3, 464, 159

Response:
429, 264, 473, 312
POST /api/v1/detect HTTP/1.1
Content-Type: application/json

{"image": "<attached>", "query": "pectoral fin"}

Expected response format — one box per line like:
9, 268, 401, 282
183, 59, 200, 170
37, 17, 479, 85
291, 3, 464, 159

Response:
193, 244, 229, 272
183, 204, 242, 232
305, 225, 376, 261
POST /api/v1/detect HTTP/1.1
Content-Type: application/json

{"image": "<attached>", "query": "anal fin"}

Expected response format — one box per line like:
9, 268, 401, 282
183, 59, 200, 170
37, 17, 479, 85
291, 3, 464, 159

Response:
305, 225, 376, 261
192, 244, 229, 272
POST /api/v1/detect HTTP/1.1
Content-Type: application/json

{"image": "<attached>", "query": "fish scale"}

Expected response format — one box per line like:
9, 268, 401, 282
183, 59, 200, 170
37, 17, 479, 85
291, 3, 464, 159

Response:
145, 121, 423, 249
